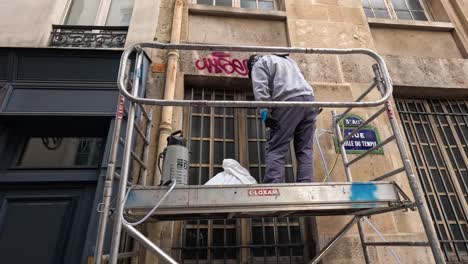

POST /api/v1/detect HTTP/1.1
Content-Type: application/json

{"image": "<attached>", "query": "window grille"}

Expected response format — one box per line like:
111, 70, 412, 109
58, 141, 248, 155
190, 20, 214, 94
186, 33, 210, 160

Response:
397, 98, 468, 262
178, 87, 306, 263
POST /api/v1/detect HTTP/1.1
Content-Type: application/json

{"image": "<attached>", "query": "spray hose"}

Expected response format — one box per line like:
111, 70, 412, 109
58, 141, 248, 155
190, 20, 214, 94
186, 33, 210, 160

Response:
316, 120, 345, 182
121, 180, 177, 226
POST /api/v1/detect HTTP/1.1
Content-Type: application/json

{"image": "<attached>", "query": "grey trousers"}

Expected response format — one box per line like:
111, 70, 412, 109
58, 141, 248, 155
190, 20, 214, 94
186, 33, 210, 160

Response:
264, 95, 317, 183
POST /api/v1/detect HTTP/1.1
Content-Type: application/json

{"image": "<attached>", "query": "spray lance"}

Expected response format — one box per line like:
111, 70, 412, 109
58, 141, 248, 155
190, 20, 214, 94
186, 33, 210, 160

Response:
158, 130, 190, 185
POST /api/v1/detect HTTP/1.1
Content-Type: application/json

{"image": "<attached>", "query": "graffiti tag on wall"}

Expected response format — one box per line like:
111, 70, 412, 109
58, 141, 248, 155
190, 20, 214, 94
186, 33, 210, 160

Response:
195, 52, 248, 76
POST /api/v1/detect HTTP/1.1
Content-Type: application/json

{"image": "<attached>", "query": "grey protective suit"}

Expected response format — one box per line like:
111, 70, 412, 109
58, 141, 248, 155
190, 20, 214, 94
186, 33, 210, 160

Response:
251, 55, 317, 183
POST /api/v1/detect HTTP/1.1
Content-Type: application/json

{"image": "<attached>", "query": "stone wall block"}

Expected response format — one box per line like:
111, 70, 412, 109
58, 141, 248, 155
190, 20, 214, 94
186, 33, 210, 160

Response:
337, 0, 363, 8
318, 234, 372, 263
385, 55, 468, 88
393, 210, 426, 234
361, 214, 398, 234
293, 54, 342, 84
317, 216, 359, 236
371, 28, 463, 59
328, 7, 367, 25
291, 20, 373, 48
155, 6, 175, 43
313, 0, 339, 5
440, 57, 468, 87
188, 14, 288, 46
339, 54, 376, 84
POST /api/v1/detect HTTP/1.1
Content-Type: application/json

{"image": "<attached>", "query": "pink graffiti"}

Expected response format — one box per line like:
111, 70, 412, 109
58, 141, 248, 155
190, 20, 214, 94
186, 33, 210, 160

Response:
195, 52, 248, 76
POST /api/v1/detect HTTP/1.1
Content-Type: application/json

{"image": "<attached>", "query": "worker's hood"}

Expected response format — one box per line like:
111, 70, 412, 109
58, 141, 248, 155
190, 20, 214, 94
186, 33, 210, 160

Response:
247, 54, 262, 80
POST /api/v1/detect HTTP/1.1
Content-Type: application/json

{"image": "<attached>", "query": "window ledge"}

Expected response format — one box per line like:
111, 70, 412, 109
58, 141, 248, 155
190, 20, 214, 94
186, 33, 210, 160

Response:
367, 18, 455, 32
188, 4, 286, 21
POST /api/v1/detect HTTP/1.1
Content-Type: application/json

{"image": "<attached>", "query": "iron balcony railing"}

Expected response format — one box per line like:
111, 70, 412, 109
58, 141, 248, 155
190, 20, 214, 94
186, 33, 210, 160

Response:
49, 24, 128, 49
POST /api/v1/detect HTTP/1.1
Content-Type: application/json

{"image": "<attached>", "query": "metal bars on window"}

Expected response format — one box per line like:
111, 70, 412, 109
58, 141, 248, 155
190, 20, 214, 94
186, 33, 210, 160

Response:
182, 87, 238, 263
179, 87, 305, 264
186, 88, 236, 185
250, 218, 304, 263
396, 98, 468, 262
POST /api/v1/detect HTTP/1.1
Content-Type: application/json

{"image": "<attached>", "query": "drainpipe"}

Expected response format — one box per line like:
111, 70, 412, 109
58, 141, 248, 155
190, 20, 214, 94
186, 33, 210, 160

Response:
144, 2, 184, 262
154, 0, 185, 185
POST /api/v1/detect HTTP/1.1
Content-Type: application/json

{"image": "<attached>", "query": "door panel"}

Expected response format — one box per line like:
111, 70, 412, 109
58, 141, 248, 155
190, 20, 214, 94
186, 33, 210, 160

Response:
0, 183, 95, 264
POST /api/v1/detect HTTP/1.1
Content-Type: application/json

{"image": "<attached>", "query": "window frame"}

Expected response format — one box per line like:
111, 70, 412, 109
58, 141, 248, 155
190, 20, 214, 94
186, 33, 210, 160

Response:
363, 0, 433, 21
190, 0, 279, 10
62, 0, 133, 26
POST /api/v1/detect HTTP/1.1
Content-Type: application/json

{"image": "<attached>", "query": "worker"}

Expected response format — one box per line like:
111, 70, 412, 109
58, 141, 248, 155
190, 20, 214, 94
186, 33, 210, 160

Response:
247, 54, 318, 183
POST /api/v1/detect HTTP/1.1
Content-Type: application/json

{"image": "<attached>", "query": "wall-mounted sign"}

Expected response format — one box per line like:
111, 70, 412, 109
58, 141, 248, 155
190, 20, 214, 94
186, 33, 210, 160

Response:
334, 114, 383, 155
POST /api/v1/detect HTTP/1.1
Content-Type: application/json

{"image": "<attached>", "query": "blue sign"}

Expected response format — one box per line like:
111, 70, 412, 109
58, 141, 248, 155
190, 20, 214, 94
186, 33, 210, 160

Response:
335, 115, 383, 154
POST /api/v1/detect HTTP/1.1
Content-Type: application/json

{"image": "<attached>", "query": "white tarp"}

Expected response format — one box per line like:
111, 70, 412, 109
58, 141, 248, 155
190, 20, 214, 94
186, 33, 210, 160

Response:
205, 159, 257, 185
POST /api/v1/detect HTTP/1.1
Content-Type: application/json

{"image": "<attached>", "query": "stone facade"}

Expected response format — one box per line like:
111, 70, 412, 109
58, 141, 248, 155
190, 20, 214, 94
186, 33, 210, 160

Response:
143, 0, 468, 263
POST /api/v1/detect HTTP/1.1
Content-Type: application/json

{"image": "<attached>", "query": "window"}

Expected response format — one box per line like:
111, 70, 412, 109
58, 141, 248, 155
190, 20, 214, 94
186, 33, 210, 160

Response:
65, 0, 134, 26
397, 98, 468, 262
362, 0, 429, 21
362, 0, 391, 18
178, 87, 306, 263
14, 137, 104, 168
191, 0, 278, 10
53, 0, 132, 48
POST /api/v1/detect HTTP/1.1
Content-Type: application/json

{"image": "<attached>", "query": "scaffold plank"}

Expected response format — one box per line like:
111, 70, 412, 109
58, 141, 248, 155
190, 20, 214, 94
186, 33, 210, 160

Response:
124, 182, 400, 221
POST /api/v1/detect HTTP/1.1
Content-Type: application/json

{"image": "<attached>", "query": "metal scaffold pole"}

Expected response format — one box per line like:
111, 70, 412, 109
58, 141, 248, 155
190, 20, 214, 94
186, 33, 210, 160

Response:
108, 50, 145, 264
372, 65, 446, 264
93, 95, 125, 264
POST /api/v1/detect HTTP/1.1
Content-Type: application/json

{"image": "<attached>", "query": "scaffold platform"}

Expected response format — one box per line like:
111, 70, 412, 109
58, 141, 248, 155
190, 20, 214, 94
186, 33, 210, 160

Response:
124, 182, 404, 221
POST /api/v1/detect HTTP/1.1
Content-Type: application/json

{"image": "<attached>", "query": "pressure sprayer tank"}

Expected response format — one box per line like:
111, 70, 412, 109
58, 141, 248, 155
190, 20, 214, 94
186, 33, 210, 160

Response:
160, 130, 189, 185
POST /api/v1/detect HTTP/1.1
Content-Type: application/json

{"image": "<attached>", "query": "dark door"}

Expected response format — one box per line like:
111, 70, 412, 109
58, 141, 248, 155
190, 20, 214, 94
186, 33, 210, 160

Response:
0, 182, 95, 264
0, 116, 110, 264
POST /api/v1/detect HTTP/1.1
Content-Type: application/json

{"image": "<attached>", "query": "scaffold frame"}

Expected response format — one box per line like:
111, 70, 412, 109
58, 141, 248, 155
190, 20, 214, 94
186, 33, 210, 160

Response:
93, 42, 446, 264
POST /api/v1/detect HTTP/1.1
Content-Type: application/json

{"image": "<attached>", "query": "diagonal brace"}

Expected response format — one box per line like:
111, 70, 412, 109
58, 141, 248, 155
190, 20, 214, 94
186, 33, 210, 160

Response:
309, 217, 359, 264
123, 223, 179, 264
